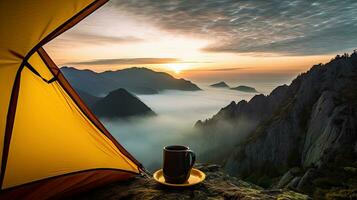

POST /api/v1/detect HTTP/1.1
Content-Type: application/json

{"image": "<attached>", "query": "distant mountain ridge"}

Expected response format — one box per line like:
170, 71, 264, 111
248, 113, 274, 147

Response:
76, 89, 101, 107
196, 52, 357, 198
61, 66, 201, 96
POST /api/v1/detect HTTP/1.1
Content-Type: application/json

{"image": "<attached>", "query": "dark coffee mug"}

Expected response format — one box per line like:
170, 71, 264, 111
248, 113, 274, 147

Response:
163, 145, 196, 184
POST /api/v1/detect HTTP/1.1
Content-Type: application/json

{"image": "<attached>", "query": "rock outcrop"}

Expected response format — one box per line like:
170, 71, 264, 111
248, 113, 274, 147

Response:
71, 164, 309, 200
196, 52, 357, 198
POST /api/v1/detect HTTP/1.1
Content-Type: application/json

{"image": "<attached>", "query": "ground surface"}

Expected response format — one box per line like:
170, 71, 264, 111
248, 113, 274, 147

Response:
72, 164, 310, 200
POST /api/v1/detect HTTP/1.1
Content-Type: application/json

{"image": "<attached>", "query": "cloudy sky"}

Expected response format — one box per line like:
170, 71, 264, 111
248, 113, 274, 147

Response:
45, 0, 357, 82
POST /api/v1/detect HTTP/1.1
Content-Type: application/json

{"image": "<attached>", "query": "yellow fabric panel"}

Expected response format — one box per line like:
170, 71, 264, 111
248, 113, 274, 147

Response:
0, 0, 95, 64
3, 66, 138, 189
27, 52, 54, 80
0, 0, 96, 180
0, 63, 19, 174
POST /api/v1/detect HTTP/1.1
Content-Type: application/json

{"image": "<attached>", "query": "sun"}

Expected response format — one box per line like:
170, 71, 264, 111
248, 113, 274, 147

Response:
167, 63, 189, 74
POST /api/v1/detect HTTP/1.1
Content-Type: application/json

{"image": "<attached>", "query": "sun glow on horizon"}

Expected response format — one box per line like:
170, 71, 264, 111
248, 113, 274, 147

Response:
44, 1, 349, 83
167, 63, 191, 74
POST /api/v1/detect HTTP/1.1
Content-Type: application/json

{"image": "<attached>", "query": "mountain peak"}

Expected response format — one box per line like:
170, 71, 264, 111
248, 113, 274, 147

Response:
230, 85, 258, 93
210, 81, 229, 88
92, 88, 155, 118
107, 88, 132, 97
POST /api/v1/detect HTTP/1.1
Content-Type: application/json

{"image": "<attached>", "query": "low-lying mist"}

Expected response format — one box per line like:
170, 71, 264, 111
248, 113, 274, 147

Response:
101, 86, 264, 171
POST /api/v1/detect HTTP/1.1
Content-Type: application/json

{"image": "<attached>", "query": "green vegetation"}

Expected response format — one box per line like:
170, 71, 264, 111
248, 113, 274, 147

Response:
324, 188, 357, 200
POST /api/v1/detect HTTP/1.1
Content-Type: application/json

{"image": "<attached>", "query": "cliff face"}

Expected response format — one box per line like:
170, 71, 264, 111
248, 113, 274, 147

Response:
71, 164, 309, 200
196, 52, 357, 197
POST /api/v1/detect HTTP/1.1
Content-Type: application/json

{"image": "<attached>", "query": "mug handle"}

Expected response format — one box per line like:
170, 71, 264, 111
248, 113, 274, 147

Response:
187, 150, 196, 169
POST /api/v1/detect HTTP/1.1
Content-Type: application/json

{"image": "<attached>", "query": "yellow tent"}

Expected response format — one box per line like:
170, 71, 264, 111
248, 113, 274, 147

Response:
0, 0, 144, 199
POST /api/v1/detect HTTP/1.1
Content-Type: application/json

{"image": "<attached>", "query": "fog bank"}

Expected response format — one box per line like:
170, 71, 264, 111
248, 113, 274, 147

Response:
101, 85, 271, 171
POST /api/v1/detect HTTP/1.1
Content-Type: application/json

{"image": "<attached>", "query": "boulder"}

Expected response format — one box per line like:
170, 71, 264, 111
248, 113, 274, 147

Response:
287, 177, 301, 189
276, 167, 301, 188
297, 168, 318, 192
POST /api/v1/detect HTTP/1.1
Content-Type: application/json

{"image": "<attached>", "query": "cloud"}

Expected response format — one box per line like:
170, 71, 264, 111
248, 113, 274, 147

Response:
111, 0, 357, 55
66, 58, 179, 65
101, 89, 258, 170
56, 32, 143, 45
184, 67, 247, 72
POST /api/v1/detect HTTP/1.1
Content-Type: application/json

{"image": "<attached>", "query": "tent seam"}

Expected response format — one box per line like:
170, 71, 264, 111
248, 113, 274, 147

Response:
1, 168, 137, 192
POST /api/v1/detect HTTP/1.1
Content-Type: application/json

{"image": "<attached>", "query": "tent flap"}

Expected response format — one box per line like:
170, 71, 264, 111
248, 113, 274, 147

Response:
0, 169, 135, 199
0, 0, 143, 199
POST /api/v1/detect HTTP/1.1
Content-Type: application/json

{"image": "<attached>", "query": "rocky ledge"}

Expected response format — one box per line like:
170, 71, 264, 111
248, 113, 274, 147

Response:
72, 164, 309, 200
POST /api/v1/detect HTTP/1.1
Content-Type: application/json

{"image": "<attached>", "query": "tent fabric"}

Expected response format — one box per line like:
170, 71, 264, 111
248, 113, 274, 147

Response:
0, 0, 144, 199
0, 169, 135, 200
